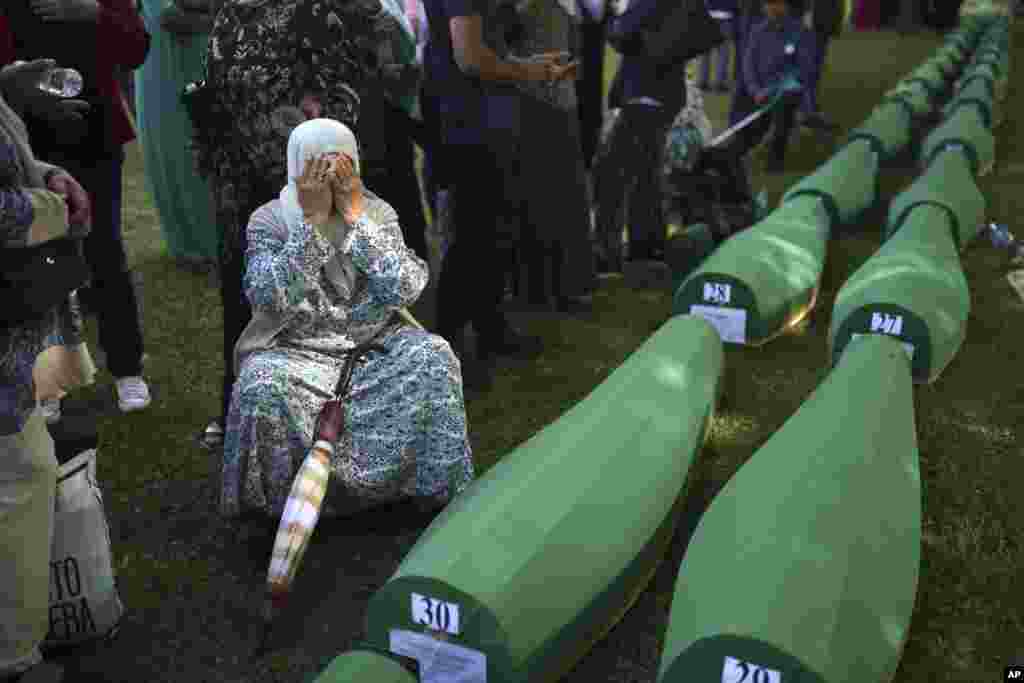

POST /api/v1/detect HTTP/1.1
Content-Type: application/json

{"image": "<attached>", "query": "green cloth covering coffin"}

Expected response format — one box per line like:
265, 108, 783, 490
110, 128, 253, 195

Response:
830, 203, 971, 384
887, 146, 986, 247
666, 224, 718, 296
134, 1, 220, 262
657, 332, 921, 683
847, 100, 914, 160
884, 82, 933, 119
946, 75, 996, 128
920, 103, 995, 176
783, 138, 880, 226
673, 195, 830, 345
902, 62, 949, 97
312, 650, 416, 683
346, 315, 723, 683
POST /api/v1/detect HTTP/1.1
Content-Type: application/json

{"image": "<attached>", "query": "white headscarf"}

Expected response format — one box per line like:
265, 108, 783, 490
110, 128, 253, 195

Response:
280, 118, 362, 299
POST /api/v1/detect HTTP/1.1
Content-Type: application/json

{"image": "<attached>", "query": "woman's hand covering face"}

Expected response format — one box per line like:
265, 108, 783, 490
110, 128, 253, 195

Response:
296, 155, 335, 227
330, 154, 365, 224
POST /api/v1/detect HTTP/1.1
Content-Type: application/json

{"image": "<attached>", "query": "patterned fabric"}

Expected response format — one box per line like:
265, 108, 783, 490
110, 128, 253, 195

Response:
195, 0, 403, 261
220, 198, 474, 519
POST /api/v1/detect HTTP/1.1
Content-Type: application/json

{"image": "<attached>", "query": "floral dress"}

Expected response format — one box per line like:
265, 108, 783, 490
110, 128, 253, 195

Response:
195, 0, 408, 260
219, 193, 475, 519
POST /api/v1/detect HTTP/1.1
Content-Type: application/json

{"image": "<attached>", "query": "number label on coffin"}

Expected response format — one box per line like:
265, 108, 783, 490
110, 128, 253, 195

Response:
412, 592, 462, 635
690, 305, 747, 344
390, 629, 487, 683
851, 333, 915, 360
703, 282, 732, 304
721, 655, 782, 683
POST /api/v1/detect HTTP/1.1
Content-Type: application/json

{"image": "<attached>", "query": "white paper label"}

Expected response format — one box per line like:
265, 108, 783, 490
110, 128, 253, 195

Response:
721, 655, 782, 683
411, 592, 461, 635
690, 305, 747, 344
389, 629, 486, 683
703, 282, 732, 304
851, 332, 914, 360
1007, 270, 1024, 303
869, 311, 904, 335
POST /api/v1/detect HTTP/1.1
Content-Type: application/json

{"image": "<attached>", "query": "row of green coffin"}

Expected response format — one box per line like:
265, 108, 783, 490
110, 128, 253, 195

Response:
671, 139, 878, 346
658, 332, 920, 683
829, 149, 983, 384
671, 25, 1002, 347
315, 314, 724, 683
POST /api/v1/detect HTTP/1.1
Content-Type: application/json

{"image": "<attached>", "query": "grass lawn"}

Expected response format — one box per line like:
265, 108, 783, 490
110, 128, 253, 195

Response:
48, 20, 1022, 683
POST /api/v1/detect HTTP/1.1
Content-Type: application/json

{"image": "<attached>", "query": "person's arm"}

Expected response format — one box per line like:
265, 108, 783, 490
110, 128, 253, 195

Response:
96, 0, 151, 70
243, 205, 336, 317
340, 208, 429, 314
448, 6, 550, 82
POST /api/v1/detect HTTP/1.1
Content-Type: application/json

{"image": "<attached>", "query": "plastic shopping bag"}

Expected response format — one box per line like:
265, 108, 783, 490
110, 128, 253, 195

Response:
43, 438, 123, 649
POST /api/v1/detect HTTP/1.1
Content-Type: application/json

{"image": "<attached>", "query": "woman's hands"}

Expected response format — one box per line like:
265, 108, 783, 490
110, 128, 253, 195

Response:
330, 154, 364, 225
296, 154, 365, 229
296, 156, 335, 228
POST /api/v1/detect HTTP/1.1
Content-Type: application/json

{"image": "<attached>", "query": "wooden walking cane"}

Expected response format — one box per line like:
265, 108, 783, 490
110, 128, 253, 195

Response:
256, 340, 388, 656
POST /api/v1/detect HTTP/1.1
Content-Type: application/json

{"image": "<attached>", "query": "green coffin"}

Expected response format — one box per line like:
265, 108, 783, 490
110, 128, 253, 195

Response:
657, 332, 921, 683
673, 195, 830, 345
945, 77, 995, 128
783, 138, 880, 225
830, 203, 970, 384
313, 650, 417, 683
666, 223, 718, 296
847, 100, 914, 160
886, 147, 986, 248
884, 83, 933, 119
962, 62, 1007, 100
925, 54, 958, 79
902, 63, 948, 96
920, 104, 995, 176
358, 315, 723, 683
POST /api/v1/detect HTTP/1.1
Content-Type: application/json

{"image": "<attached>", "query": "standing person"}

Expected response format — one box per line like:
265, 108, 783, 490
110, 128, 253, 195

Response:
191, 0, 404, 451
700, 0, 739, 92
731, 0, 815, 172
733, 0, 764, 86
354, 0, 431, 263
2, 0, 153, 419
506, 0, 596, 312
593, 0, 692, 272
852, 0, 880, 29
422, 0, 576, 390
798, 0, 843, 130
0, 60, 96, 683
135, 0, 221, 266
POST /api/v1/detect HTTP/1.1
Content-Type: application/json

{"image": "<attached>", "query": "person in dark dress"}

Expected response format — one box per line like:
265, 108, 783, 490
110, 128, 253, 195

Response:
575, 0, 610, 171
798, 0, 843, 130
422, 0, 575, 391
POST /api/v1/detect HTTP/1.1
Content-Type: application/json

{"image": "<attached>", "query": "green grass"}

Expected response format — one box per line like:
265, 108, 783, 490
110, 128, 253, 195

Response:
61, 23, 1024, 683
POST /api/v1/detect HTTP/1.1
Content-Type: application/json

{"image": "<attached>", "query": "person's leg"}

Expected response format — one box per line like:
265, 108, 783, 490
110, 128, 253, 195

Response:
767, 94, 802, 167
626, 106, 673, 260
70, 149, 146, 381
593, 107, 641, 272
0, 411, 58, 679
576, 18, 607, 171
364, 136, 430, 263
699, 51, 713, 88
435, 143, 507, 344
715, 21, 733, 88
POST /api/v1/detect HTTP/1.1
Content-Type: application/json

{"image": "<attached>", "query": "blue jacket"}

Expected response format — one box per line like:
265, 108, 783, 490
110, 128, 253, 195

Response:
741, 15, 817, 101
605, 0, 689, 113
706, 0, 739, 15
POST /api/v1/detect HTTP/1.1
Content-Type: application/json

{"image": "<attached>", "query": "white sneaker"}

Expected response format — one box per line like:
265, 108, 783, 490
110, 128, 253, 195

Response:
40, 398, 62, 424
115, 376, 152, 413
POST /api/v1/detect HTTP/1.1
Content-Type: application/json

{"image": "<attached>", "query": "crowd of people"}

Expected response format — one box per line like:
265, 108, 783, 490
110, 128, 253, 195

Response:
0, 0, 968, 680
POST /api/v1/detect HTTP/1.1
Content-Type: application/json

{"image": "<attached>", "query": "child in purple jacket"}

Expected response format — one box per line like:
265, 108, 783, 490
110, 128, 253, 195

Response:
728, 0, 816, 172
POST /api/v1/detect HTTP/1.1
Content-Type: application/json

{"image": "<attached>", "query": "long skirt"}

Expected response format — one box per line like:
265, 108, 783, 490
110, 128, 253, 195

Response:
134, 6, 220, 263
517, 97, 597, 301
220, 324, 475, 519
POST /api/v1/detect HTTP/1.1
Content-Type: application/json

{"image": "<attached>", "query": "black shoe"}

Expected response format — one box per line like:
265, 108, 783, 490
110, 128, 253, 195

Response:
477, 325, 544, 360
556, 295, 593, 315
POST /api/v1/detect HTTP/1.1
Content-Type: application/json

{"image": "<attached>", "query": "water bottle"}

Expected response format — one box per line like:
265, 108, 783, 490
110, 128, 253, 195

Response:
11, 60, 83, 98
